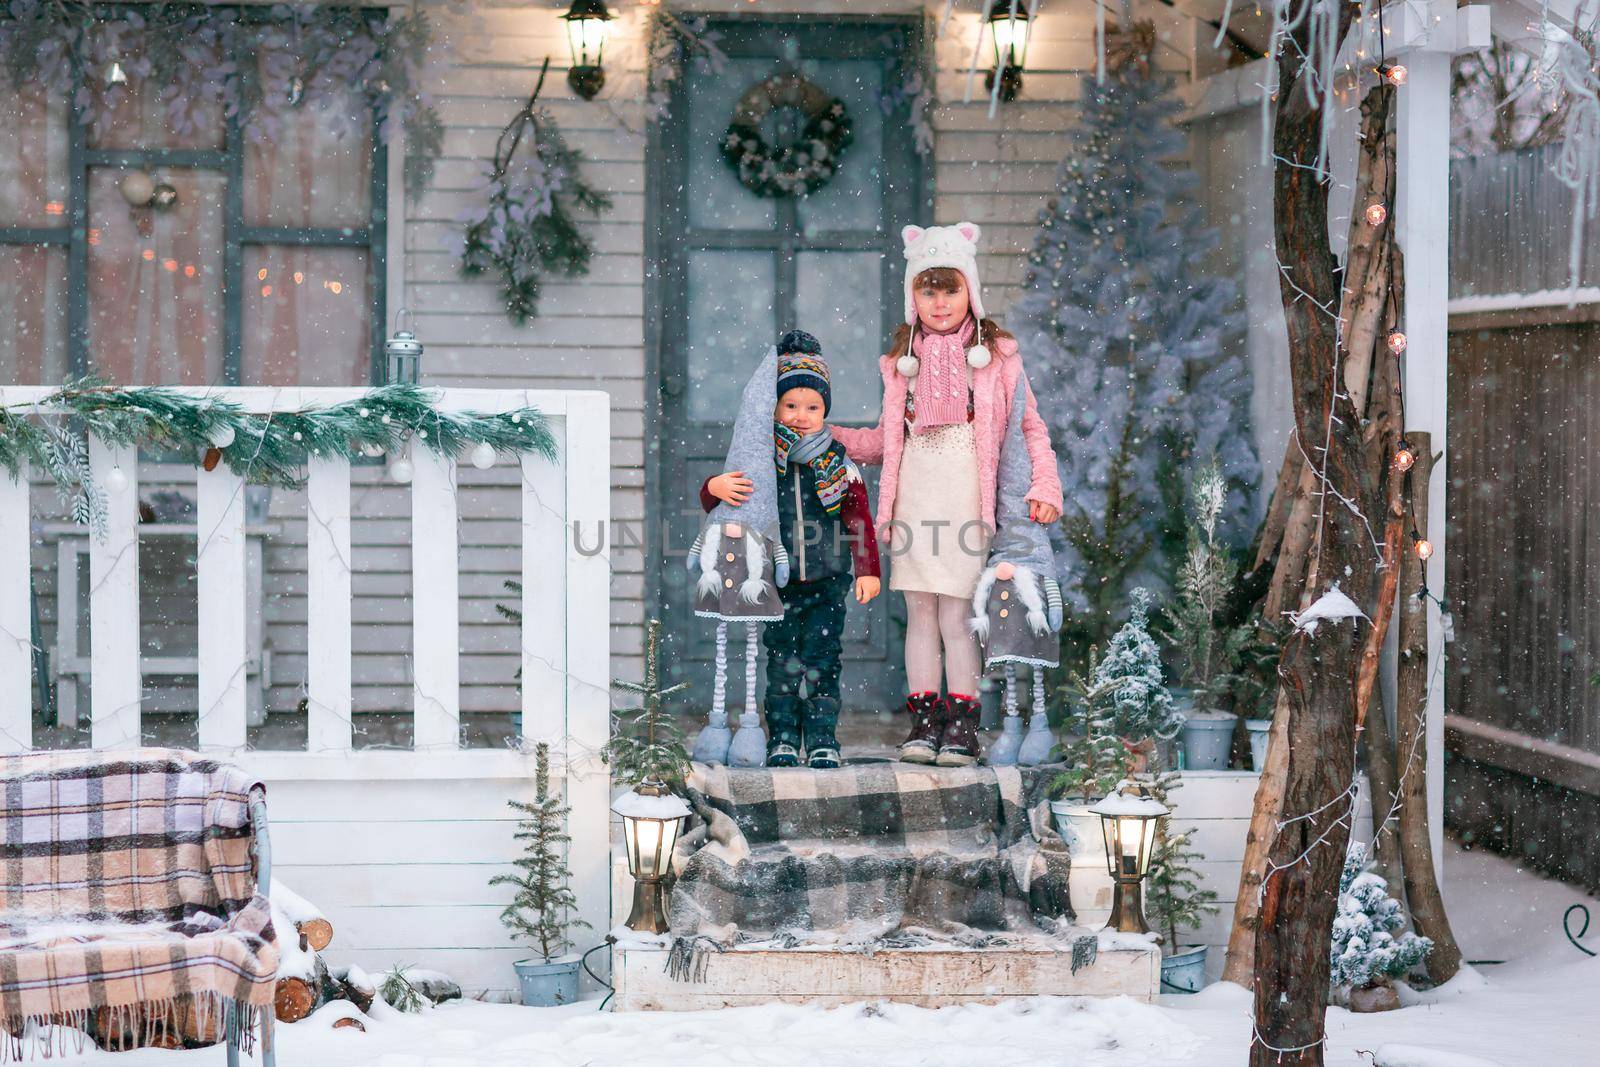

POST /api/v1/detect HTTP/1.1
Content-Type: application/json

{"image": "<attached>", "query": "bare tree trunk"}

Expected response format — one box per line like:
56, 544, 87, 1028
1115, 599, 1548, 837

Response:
1222, 685, 1291, 985
1250, 58, 1390, 1066
1394, 433, 1464, 982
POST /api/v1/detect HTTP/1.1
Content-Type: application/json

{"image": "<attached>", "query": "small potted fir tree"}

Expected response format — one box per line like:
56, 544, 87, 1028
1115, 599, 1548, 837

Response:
1145, 772, 1219, 991
1331, 842, 1433, 1012
1049, 659, 1134, 857
1166, 464, 1254, 769
494, 742, 591, 1006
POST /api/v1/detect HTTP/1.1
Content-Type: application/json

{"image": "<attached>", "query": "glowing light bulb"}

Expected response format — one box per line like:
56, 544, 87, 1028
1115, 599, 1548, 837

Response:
1394, 446, 1415, 472
1387, 331, 1408, 355
1415, 538, 1434, 561
1365, 202, 1388, 226
1385, 64, 1408, 86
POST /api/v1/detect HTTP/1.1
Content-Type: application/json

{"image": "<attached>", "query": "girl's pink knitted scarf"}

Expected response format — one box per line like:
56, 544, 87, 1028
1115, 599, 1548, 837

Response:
909, 318, 976, 433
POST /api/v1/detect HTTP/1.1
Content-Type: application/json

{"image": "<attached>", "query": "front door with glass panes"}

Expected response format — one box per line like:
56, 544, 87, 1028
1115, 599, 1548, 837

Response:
652, 19, 927, 714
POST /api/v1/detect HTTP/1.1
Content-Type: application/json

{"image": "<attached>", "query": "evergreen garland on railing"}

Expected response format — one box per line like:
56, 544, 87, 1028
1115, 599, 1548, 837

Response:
0, 381, 557, 536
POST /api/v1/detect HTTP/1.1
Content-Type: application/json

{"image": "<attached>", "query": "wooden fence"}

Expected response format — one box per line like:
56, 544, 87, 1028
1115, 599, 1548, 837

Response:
0, 386, 613, 992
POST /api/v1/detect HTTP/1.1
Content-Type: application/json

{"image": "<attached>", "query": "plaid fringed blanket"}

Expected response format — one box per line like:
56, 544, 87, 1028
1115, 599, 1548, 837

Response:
668, 762, 1074, 944
0, 749, 279, 1055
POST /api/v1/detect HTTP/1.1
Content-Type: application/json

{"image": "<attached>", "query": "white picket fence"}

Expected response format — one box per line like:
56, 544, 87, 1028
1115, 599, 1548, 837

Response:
0, 387, 613, 993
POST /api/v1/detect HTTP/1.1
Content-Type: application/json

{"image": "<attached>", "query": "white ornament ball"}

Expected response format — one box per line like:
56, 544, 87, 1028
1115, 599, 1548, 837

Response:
896, 353, 921, 378
381, 413, 391, 425
389, 458, 414, 484
208, 424, 236, 449
470, 442, 497, 470
105, 466, 129, 494
359, 407, 370, 418
292, 431, 303, 442
966, 344, 991, 369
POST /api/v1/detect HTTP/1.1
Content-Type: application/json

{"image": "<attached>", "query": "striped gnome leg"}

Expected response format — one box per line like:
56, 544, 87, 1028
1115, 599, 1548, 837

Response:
727, 623, 768, 768
1017, 666, 1056, 767
988, 662, 1023, 766
691, 621, 734, 764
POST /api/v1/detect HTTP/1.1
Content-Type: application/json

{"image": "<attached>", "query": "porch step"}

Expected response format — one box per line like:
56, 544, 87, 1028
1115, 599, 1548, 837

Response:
611, 938, 1161, 1010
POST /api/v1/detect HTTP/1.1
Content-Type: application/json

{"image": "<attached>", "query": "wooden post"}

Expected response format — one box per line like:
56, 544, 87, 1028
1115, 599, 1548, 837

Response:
196, 464, 248, 749
411, 441, 460, 750
0, 466, 30, 752
306, 457, 353, 752
1395, 433, 1464, 980
89, 439, 141, 750
1397, 43, 1453, 876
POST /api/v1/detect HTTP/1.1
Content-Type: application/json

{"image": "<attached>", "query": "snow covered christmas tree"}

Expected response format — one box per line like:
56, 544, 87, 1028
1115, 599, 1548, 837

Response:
1009, 20, 1258, 662
1089, 588, 1181, 742
1330, 842, 1433, 991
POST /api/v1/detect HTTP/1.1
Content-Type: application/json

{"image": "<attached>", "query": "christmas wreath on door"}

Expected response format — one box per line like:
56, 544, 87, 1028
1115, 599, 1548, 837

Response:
720, 73, 852, 198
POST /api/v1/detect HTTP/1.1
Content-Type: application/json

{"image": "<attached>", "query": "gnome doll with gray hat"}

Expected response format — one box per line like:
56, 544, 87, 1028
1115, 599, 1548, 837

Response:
971, 373, 1065, 766
686, 346, 790, 767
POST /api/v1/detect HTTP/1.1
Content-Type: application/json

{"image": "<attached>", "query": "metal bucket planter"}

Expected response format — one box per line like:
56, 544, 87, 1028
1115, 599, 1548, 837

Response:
514, 954, 582, 1006
1049, 799, 1104, 857
1181, 711, 1237, 770
1246, 719, 1272, 772
1160, 944, 1207, 993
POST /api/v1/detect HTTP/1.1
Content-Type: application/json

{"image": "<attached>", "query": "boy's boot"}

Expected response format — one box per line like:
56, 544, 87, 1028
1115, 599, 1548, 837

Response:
898, 692, 945, 764
765, 694, 803, 768
803, 696, 842, 770
935, 694, 982, 767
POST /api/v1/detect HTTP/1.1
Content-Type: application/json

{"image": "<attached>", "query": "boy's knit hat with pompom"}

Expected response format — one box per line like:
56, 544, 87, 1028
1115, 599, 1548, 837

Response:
775, 330, 831, 415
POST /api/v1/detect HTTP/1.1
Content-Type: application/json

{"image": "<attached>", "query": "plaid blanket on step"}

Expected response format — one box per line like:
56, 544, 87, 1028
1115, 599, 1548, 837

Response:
0, 749, 278, 1052
669, 762, 1073, 944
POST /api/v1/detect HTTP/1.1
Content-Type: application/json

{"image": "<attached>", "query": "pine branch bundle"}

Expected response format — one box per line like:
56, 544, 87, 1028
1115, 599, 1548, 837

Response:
1145, 771, 1219, 949
378, 965, 425, 1014
490, 743, 589, 961
461, 59, 612, 324
603, 619, 691, 790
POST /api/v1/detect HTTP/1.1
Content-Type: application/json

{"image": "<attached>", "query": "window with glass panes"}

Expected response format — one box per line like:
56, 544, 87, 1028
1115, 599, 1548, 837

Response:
0, 21, 386, 388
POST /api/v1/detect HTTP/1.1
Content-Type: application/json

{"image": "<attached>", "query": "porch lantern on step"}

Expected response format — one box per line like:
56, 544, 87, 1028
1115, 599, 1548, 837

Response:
984, 1, 1032, 102
1090, 780, 1169, 935
385, 310, 423, 385
562, 0, 614, 101
614, 778, 691, 934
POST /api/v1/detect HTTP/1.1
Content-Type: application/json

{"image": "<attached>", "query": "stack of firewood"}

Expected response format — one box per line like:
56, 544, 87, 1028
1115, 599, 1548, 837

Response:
271, 881, 376, 1032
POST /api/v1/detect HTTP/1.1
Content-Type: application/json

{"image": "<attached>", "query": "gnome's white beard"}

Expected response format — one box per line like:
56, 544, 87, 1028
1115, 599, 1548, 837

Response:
970, 563, 1048, 641
697, 526, 724, 598
738, 529, 767, 603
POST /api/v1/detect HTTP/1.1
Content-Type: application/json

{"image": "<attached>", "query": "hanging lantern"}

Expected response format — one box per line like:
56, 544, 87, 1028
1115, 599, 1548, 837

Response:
1365, 202, 1388, 226
984, 1, 1033, 102
614, 779, 692, 934
106, 60, 128, 87
1089, 780, 1169, 935
385, 310, 423, 385
562, 0, 614, 101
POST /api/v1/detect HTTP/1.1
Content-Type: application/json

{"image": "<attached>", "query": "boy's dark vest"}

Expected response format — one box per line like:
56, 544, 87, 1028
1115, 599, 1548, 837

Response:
777, 464, 854, 583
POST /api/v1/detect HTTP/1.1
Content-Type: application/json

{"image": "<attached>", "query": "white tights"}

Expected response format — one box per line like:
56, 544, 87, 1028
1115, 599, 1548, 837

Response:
903, 591, 981, 697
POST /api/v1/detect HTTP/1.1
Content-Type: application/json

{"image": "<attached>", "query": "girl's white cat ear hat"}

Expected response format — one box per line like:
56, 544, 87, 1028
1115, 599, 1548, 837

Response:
901, 221, 986, 325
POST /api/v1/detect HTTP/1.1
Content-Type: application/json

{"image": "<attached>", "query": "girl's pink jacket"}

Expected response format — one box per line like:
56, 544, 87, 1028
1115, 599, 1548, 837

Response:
832, 335, 1063, 536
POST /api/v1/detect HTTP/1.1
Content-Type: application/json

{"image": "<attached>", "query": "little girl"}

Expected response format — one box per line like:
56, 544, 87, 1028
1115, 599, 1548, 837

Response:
832, 222, 1061, 766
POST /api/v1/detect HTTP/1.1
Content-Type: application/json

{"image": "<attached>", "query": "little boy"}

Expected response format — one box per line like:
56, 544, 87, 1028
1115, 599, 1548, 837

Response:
702, 331, 881, 768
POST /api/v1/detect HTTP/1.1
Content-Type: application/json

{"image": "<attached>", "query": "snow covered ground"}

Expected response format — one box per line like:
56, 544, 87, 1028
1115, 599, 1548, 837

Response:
29, 844, 1600, 1066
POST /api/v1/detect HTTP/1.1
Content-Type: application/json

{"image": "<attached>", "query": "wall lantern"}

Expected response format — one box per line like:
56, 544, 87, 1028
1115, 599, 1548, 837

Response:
563, 0, 615, 101
985, 1, 1033, 102
1090, 780, 1169, 934
613, 778, 691, 934
385, 309, 423, 385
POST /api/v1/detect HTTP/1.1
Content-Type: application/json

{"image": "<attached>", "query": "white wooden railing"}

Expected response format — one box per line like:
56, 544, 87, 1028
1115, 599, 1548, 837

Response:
0, 387, 614, 967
